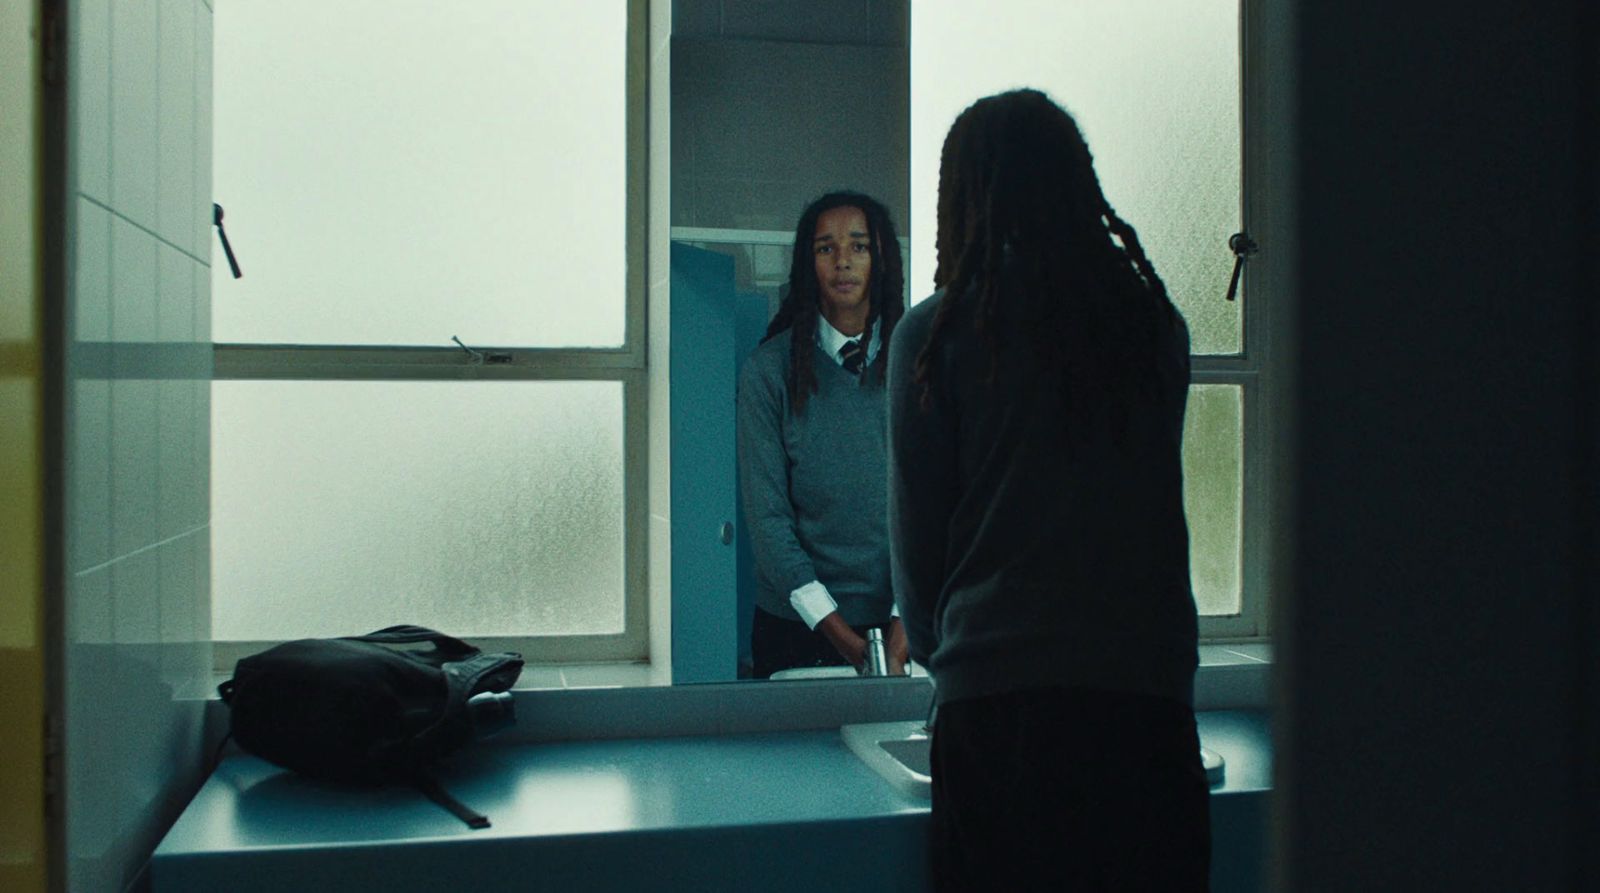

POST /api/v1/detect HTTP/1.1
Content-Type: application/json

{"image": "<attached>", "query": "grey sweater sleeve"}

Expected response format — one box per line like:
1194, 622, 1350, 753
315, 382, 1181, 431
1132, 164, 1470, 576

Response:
886, 299, 960, 666
736, 347, 819, 598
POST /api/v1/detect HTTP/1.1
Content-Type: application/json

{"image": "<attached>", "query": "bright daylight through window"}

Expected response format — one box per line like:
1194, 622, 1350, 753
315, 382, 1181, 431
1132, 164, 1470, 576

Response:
209, 1, 645, 662
912, 0, 1263, 636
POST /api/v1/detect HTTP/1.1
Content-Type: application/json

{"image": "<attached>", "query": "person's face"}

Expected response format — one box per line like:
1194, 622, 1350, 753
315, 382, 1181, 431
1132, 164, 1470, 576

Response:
812, 206, 873, 321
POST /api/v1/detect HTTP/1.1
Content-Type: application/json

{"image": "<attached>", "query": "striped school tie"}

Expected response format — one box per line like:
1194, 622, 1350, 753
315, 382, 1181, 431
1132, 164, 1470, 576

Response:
839, 339, 866, 375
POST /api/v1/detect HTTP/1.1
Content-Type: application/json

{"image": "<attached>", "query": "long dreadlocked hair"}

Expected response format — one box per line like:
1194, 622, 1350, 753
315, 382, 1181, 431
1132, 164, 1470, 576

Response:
761, 191, 906, 414
915, 88, 1182, 443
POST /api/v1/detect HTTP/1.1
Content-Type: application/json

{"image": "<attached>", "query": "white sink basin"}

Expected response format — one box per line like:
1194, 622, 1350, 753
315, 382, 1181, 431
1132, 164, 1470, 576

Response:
841, 721, 932, 797
768, 662, 930, 681
841, 720, 1226, 798
768, 666, 859, 680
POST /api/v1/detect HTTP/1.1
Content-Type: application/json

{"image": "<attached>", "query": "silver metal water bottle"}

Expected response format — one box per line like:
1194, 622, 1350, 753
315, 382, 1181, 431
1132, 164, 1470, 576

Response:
864, 628, 889, 677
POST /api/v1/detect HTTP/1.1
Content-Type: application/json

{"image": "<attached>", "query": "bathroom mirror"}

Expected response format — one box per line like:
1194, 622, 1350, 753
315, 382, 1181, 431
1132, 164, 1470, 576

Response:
668, 0, 912, 683
206, 0, 1250, 682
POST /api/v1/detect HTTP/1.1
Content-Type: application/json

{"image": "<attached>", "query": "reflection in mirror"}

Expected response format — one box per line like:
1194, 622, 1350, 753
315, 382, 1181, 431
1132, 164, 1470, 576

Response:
668, 0, 911, 683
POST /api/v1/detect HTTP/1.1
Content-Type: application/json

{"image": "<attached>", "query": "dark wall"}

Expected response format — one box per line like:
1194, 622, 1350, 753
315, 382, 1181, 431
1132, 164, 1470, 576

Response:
1273, 1, 1599, 889
669, 0, 909, 234
670, 36, 909, 234
672, 0, 906, 47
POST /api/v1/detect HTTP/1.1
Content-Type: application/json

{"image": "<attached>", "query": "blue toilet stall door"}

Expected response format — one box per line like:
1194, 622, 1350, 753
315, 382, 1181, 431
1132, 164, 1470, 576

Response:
670, 242, 736, 683
669, 243, 774, 683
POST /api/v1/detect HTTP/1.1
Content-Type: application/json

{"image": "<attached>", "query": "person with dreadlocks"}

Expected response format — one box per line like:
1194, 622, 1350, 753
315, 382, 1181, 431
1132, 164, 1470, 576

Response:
888, 90, 1209, 889
736, 191, 908, 679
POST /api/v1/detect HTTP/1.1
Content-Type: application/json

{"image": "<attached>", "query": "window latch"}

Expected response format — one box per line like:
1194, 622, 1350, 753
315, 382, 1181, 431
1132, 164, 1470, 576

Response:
1224, 231, 1256, 301
452, 336, 486, 364
451, 336, 512, 365
213, 203, 243, 279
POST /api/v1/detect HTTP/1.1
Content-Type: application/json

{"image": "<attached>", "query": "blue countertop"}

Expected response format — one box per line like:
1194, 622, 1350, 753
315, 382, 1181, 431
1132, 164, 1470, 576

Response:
152, 710, 1270, 892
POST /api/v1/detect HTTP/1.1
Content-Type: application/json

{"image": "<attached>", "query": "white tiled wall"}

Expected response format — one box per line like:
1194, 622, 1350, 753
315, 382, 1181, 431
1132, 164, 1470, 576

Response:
64, 1, 214, 891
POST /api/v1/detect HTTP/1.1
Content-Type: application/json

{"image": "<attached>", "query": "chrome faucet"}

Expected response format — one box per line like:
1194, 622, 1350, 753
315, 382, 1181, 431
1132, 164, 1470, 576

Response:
863, 628, 889, 677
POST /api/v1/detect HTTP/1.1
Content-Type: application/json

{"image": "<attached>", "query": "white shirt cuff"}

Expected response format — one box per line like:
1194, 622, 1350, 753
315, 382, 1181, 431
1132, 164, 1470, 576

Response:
789, 581, 839, 630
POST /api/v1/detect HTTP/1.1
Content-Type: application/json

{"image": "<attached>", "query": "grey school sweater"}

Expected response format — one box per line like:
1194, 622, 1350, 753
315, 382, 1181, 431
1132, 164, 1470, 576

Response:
887, 290, 1199, 708
736, 334, 894, 626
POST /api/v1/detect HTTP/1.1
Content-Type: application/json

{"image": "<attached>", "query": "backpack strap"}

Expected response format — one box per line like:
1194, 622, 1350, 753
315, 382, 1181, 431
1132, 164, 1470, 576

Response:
398, 652, 523, 830
412, 772, 491, 830
345, 625, 479, 661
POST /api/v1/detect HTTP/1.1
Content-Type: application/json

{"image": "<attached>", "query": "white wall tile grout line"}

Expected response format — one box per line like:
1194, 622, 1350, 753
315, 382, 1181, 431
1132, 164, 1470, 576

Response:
80, 191, 212, 269
1220, 648, 1270, 664
72, 522, 211, 578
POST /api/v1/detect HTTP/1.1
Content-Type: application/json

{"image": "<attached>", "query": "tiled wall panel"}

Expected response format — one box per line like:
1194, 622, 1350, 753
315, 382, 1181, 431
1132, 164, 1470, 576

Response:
109, 0, 158, 227
64, 1, 215, 890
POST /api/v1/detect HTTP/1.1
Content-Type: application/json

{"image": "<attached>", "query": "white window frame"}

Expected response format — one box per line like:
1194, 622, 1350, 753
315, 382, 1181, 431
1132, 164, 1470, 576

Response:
210, 0, 651, 670
1195, 0, 1277, 641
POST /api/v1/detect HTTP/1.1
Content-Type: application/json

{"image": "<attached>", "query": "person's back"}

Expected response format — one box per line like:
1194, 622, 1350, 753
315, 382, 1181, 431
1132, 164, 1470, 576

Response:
887, 88, 1210, 892
889, 284, 1195, 708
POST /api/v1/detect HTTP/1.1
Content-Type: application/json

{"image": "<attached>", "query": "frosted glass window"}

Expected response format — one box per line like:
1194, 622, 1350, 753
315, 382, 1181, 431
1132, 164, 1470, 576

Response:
910, 0, 1242, 354
1183, 384, 1243, 615
212, 2, 627, 347
211, 381, 625, 640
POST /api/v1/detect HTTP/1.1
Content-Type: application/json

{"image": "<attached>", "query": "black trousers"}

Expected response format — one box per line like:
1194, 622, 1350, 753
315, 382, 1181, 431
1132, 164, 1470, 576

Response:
930, 685, 1212, 892
750, 607, 882, 679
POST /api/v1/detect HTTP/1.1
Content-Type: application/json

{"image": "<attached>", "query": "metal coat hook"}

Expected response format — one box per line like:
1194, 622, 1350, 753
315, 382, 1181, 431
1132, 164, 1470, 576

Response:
213, 203, 242, 279
1224, 232, 1257, 302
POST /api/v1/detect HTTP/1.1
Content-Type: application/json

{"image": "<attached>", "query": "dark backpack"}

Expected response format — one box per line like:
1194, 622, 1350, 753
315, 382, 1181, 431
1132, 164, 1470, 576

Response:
217, 625, 524, 828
